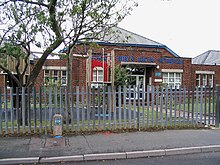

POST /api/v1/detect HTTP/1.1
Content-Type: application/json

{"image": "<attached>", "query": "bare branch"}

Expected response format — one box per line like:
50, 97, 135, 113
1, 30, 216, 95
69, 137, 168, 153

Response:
0, 63, 22, 87
22, 57, 29, 77
15, 56, 21, 76
0, 0, 11, 7
26, 38, 63, 87
0, 13, 36, 45
48, 0, 62, 38
0, 0, 49, 8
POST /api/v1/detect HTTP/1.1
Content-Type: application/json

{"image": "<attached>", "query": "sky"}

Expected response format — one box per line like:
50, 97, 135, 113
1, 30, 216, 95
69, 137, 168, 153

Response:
118, 0, 220, 58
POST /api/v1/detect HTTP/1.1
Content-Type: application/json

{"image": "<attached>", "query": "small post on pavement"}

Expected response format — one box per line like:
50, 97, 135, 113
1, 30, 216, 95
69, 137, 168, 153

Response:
215, 85, 220, 128
53, 114, 63, 136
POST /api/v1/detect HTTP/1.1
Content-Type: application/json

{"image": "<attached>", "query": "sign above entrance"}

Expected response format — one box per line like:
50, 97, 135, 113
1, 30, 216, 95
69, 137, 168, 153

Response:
118, 56, 182, 65
155, 72, 161, 77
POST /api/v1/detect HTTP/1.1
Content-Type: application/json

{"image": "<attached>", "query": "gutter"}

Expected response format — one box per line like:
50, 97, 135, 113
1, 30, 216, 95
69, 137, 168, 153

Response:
79, 41, 180, 58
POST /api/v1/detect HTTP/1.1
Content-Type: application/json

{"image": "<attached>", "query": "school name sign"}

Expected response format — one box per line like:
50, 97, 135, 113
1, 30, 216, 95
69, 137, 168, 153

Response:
118, 56, 182, 64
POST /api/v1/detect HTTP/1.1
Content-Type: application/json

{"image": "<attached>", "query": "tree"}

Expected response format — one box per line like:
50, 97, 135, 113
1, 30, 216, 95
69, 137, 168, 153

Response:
0, 0, 137, 126
114, 65, 130, 87
0, 0, 138, 88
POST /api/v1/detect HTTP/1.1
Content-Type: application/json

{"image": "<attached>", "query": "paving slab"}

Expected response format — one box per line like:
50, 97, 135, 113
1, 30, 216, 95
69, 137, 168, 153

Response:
1, 129, 220, 160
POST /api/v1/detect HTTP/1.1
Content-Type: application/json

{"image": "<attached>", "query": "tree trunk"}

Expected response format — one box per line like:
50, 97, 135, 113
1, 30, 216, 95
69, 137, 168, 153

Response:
19, 87, 29, 126
63, 48, 74, 124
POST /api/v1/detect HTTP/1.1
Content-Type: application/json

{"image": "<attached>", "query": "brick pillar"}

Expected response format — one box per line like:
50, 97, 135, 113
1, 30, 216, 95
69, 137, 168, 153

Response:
182, 58, 192, 87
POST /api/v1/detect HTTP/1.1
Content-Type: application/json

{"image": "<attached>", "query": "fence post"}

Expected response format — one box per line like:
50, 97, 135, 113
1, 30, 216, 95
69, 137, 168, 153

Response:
22, 87, 26, 134
215, 85, 220, 128
0, 87, 2, 135
137, 85, 140, 130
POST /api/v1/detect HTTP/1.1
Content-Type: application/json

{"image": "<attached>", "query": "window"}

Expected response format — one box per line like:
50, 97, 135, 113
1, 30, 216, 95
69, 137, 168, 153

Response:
93, 67, 103, 82
53, 70, 59, 83
43, 69, 66, 85
44, 70, 50, 84
196, 74, 200, 86
208, 74, 213, 87
196, 74, 214, 87
61, 70, 67, 85
126, 67, 145, 99
162, 72, 181, 88
202, 75, 207, 86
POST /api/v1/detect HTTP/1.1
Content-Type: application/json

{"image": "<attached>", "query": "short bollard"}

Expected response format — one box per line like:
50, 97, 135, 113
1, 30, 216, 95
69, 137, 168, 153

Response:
53, 114, 63, 136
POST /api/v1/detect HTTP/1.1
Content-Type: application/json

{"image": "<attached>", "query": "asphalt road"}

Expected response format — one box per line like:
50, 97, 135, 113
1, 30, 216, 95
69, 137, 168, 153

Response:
41, 152, 220, 165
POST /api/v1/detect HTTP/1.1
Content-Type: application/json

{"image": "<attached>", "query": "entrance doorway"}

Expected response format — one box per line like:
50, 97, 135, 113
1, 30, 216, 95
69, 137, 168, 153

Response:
127, 67, 145, 99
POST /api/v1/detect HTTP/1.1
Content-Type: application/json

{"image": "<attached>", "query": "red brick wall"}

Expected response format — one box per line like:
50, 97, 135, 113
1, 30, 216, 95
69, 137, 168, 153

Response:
72, 57, 86, 87
72, 45, 220, 87
33, 59, 67, 88
0, 43, 220, 86
182, 58, 193, 87
34, 58, 87, 88
2, 44, 219, 88
0, 75, 5, 87
114, 47, 184, 86
192, 64, 220, 86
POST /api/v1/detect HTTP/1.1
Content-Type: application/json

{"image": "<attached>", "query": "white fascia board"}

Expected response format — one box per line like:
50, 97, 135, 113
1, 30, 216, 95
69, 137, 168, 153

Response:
195, 70, 215, 74
161, 69, 183, 73
155, 79, 163, 82
42, 66, 67, 70
0, 71, 6, 74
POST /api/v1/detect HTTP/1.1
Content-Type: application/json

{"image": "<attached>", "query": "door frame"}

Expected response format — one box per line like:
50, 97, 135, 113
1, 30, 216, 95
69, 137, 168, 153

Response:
127, 73, 145, 100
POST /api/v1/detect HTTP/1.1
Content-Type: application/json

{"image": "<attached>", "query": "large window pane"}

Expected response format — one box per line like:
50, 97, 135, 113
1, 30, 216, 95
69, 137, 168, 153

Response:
208, 74, 213, 87
176, 78, 181, 82
196, 74, 200, 86
61, 70, 67, 85
44, 70, 50, 84
93, 67, 103, 82
44, 70, 50, 76
169, 78, 174, 82
163, 78, 168, 83
162, 72, 182, 88
43, 69, 67, 86
202, 75, 207, 86
93, 70, 97, 81
163, 73, 168, 78
176, 73, 180, 77
169, 73, 174, 78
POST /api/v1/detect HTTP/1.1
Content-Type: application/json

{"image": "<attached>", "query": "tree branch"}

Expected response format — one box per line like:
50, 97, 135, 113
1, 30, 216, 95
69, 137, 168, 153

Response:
49, 0, 61, 38
22, 57, 29, 78
0, 0, 11, 7
0, 12, 36, 45
15, 56, 21, 76
0, 63, 22, 87
9, 0, 48, 8
26, 38, 63, 87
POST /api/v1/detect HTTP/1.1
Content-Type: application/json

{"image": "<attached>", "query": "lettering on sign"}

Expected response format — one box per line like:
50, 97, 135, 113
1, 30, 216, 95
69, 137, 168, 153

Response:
117, 55, 182, 64
155, 72, 161, 77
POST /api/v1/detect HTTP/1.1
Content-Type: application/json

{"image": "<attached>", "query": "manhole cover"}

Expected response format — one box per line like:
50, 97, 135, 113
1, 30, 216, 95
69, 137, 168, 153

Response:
45, 137, 65, 148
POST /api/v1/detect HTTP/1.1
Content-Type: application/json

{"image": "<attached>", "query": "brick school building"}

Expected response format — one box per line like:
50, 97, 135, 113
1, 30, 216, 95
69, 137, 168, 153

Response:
0, 27, 220, 90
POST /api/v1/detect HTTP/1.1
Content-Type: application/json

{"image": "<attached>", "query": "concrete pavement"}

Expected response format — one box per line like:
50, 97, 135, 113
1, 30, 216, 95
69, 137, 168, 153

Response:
1, 129, 220, 164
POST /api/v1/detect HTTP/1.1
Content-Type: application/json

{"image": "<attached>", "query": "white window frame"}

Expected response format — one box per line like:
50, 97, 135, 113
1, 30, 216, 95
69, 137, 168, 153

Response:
61, 70, 67, 85
202, 74, 207, 87
126, 67, 146, 100
43, 66, 67, 86
208, 74, 214, 87
128, 75, 145, 99
196, 74, 200, 86
44, 70, 50, 84
162, 72, 182, 89
92, 67, 104, 82
52, 70, 59, 84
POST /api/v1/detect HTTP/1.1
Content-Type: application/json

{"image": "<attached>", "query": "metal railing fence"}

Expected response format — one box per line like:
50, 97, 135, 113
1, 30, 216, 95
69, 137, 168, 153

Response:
0, 85, 219, 135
